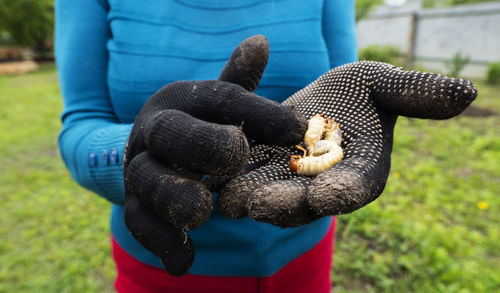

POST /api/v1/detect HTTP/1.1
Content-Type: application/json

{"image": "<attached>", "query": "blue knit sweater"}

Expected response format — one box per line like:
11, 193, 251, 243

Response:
55, 0, 357, 276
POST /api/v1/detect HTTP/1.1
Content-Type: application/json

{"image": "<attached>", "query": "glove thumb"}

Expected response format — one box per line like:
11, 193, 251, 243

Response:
218, 35, 269, 92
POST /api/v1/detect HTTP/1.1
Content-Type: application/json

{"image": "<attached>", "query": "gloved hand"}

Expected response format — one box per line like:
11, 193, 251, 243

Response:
217, 44, 477, 227
122, 35, 307, 276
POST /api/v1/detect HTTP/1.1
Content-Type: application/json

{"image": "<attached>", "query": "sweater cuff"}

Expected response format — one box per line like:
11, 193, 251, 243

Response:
80, 124, 133, 205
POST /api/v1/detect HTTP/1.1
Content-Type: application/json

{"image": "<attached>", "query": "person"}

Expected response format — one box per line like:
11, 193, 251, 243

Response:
56, 1, 477, 293
55, 1, 357, 292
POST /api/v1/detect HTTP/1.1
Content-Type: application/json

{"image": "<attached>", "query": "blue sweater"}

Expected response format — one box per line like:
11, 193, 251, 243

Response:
55, 0, 357, 276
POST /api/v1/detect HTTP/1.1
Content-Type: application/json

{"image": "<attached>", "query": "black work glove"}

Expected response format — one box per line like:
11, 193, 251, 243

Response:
217, 47, 477, 227
123, 35, 307, 276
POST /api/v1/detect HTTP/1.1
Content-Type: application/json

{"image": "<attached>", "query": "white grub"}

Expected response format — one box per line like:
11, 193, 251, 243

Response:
290, 114, 343, 176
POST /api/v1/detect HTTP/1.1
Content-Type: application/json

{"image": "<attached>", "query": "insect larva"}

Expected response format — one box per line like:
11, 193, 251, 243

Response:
290, 144, 343, 176
289, 114, 344, 176
303, 114, 326, 146
306, 140, 337, 156
323, 120, 342, 146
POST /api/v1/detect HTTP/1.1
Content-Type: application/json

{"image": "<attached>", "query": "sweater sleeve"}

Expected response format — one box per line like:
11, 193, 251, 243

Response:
55, 0, 132, 205
322, 0, 358, 67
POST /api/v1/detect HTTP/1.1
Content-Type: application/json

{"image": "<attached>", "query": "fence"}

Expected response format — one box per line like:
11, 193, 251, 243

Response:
357, 2, 500, 78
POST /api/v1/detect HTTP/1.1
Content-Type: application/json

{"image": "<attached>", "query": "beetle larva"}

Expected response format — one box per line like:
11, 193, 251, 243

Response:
289, 114, 344, 176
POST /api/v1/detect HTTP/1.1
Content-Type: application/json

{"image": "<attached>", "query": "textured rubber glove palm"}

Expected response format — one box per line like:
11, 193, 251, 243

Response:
218, 58, 477, 228
123, 36, 307, 276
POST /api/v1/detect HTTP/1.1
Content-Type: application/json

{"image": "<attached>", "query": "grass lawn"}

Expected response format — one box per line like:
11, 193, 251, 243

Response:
1, 64, 499, 292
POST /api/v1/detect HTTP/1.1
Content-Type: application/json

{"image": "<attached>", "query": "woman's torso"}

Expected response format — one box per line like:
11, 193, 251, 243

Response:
107, 0, 337, 276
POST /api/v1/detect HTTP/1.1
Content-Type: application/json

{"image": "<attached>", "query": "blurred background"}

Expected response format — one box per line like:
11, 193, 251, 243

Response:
0, 0, 498, 292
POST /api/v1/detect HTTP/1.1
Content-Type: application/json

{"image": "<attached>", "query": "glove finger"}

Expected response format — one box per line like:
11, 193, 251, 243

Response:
307, 135, 392, 216
218, 148, 319, 227
124, 193, 194, 276
147, 80, 306, 146
247, 178, 320, 228
217, 148, 296, 219
125, 151, 213, 230
144, 109, 249, 176
218, 35, 269, 92
363, 61, 477, 119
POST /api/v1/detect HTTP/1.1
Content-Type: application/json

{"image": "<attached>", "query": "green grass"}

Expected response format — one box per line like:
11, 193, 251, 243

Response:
333, 81, 500, 292
1, 65, 499, 292
0, 64, 115, 292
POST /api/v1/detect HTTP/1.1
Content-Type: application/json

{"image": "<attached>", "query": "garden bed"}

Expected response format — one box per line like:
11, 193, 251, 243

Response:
0, 60, 39, 75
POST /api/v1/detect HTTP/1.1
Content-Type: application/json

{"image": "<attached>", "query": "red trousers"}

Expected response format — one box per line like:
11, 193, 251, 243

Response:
112, 217, 336, 293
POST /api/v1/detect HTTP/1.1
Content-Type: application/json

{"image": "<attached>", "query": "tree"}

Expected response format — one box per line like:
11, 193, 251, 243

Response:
0, 0, 54, 59
356, 0, 383, 21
